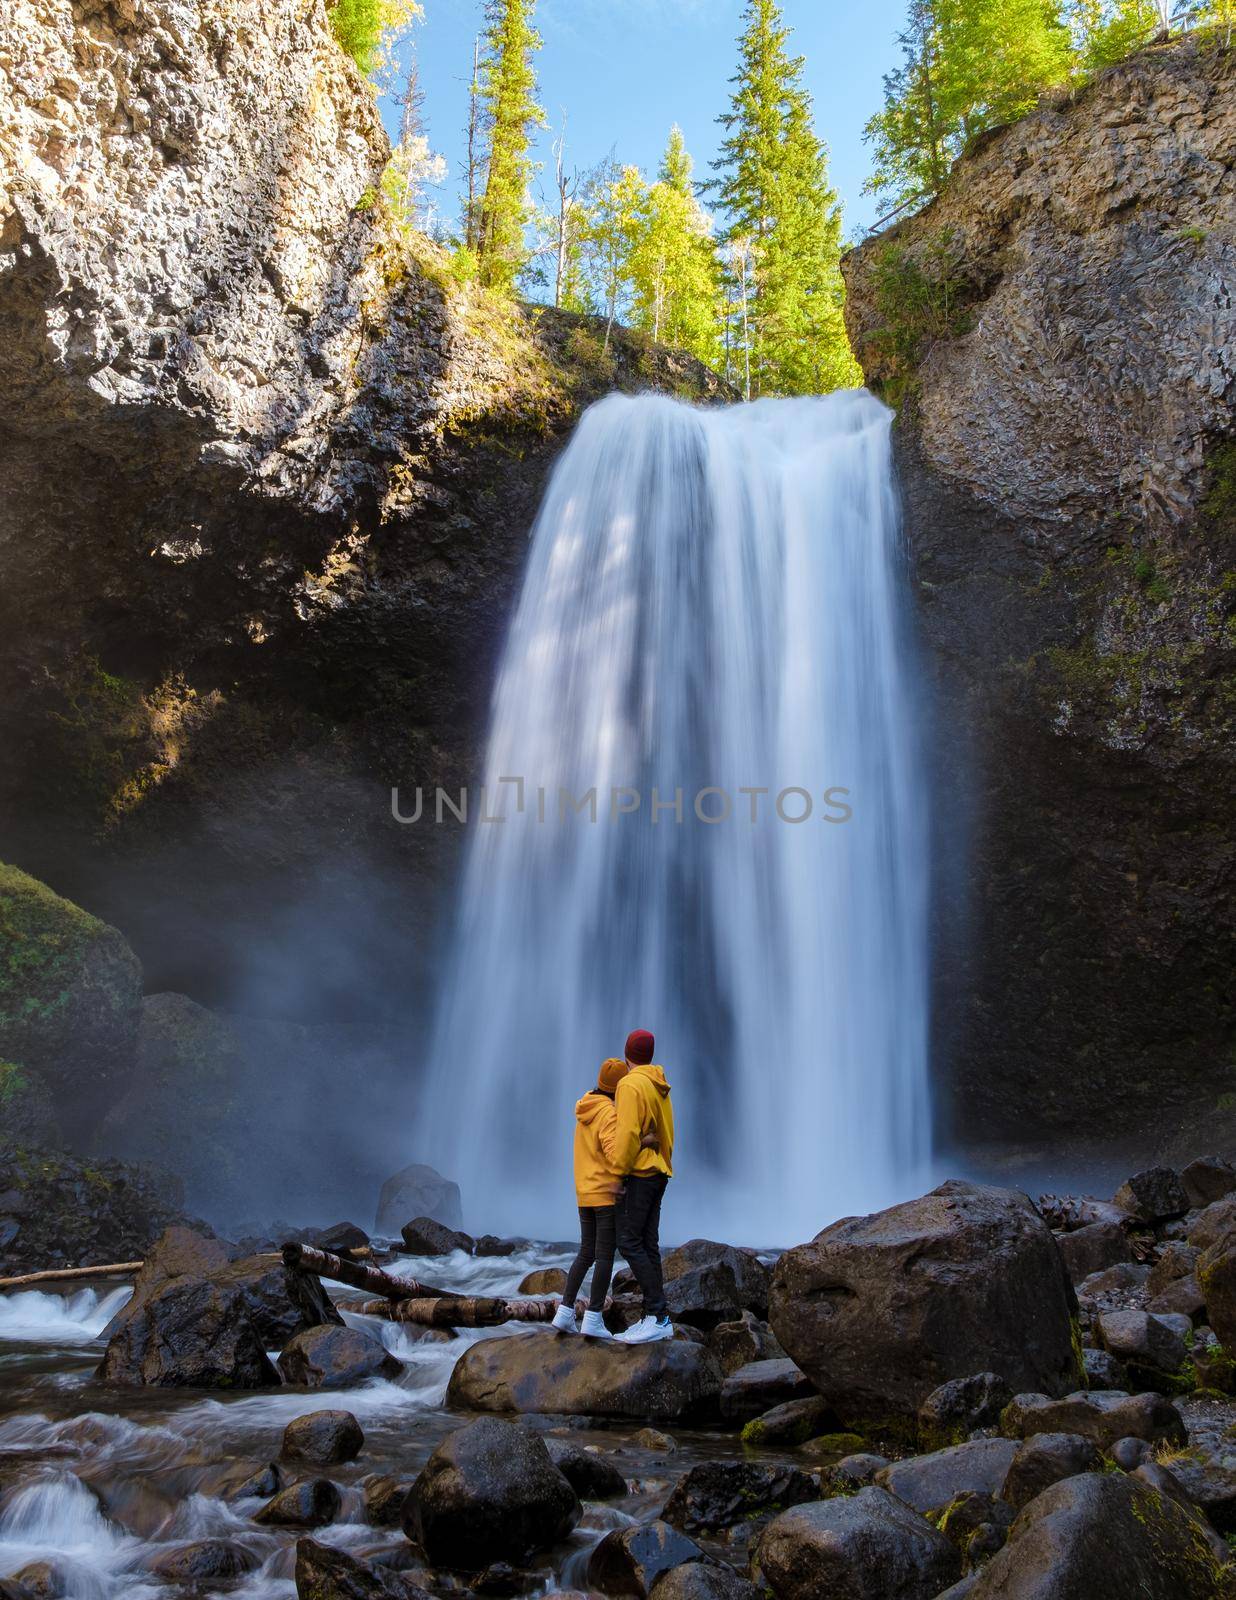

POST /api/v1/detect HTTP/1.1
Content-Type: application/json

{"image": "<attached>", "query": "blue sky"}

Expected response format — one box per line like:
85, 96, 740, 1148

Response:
381, 0, 909, 248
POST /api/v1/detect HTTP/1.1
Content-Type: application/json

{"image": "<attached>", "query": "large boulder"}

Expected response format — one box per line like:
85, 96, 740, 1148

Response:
769, 1182, 1080, 1424
403, 1418, 579, 1569
1096, 1309, 1188, 1384
938, 1471, 1222, 1598
282, 1410, 364, 1466
1000, 1390, 1185, 1449
1056, 1221, 1133, 1283
542, 1438, 627, 1501
1188, 1196, 1236, 1253
719, 1359, 816, 1423
664, 1241, 771, 1315
917, 1372, 1012, 1448
649, 1565, 761, 1600
1112, 1168, 1189, 1225
706, 1312, 785, 1376
1181, 1157, 1236, 1210
95, 1228, 280, 1389
754, 1487, 962, 1600
446, 1329, 723, 1421
401, 1217, 474, 1256
661, 1462, 819, 1537
376, 1164, 462, 1237
0, 865, 142, 1139
96, 1225, 337, 1387
96, 993, 251, 1217
277, 1325, 402, 1388
874, 1439, 1020, 1514
999, 1433, 1101, 1512
586, 1522, 703, 1600
1197, 1238, 1236, 1348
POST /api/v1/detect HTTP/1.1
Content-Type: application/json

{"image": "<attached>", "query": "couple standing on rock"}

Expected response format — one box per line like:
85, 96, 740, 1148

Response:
551, 1029, 675, 1343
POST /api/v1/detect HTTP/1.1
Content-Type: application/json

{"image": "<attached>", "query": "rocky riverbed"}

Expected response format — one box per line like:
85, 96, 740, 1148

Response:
4, 1164, 1236, 1598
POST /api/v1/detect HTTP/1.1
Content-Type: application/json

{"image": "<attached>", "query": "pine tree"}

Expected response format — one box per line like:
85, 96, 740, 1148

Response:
865, 0, 1073, 211
475, 0, 546, 293
628, 128, 722, 366
711, 0, 860, 396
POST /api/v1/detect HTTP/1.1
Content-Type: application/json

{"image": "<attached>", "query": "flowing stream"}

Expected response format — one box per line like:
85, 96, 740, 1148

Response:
425, 390, 932, 1243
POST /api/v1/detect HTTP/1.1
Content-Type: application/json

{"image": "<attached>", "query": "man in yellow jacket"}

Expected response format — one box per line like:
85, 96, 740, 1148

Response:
612, 1028, 675, 1343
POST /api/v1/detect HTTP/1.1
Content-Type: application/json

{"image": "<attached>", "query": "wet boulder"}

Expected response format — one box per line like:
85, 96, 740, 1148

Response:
1181, 1156, 1236, 1210
663, 1264, 750, 1329
706, 1312, 784, 1376
740, 1396, 834, 1447
754, 1487, 962, 1600
1188, 1196, 1236, 1253
405, 1418, 579, 1569
96, 1270, 278, 1388
664, 1241, 771, 1318
820, 1453, 889, 1492
475, 1235, 529, 1257
1197, 1239, 1236, 1347
1000, 1390, 1185, 1448
362, 1474, 415, 1527
1096, 1310, 1188, 1384
1147, 1242, 1201, 1298
931, 1492, 1014, 1567
401, 1217, 474, 1256
875, 1438, 1020, 1514
1081, 1348, 1127, 1389
282, 1409, 365, 1466
278, 1325, 403, 1388
518, 1268, 566, 1295
769, 1182, 1080, 1425
586, 1521, 703, 1599
662, 1462, 819, 1537
0, 863, 142, 1139
719, 1359, 816, 1422
648, 1564, 761, 1600
1113, 1167, 1189, 1225
309, 1222, 371, 1253
446, 1329, 723, 1421
1056, 1221, 1132, 1282
938, 1470, 1221, 1598
149, 1540, 259, 1582
295, 1536, 431, 1600
543, 1439, 627, 1500
918, 1372, 1012, 1448
96, 1225, 337, 1388
255, 1479, 341, 1528
1147, 1275, 1205, 1322
376, 1163, 463, 1236
999, 1433, 1100, 1511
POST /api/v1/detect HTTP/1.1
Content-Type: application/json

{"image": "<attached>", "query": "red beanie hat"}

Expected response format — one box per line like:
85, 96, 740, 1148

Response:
625, 1029, 655, 1065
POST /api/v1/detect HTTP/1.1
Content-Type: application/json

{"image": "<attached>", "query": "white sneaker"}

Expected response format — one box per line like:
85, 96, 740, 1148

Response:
616, 1314, 674, 1344
580, 1309, 613, 1339
551, 1303, 578, 1333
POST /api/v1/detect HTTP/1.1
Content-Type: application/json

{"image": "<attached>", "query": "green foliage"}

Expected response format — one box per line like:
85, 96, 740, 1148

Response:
864, 227, 969, 403
327, 0, 419, 81
475, 0, 546, 293
1202, 442, 1236, 525
710, 0, 861, 395
865, 0, 1074, 211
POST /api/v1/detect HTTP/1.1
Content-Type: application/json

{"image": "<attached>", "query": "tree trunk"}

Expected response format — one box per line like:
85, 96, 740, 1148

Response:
281, 1242, 447, 1302
0, 1261, 142, 1291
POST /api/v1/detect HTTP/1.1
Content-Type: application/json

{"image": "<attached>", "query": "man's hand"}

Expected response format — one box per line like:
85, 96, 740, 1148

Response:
640, 1132, 660, 1150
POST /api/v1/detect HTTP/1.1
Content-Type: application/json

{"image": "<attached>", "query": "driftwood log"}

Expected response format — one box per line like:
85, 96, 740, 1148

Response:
0, 1261, 143, 1291
350, 1295, 561, 1327
281, 1241, 448, 1301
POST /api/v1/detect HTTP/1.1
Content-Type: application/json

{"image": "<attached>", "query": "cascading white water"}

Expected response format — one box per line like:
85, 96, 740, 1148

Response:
422, 389, 932, 1245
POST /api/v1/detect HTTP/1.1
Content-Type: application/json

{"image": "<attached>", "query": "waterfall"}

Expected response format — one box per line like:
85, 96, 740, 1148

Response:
421, 389, 932, 1245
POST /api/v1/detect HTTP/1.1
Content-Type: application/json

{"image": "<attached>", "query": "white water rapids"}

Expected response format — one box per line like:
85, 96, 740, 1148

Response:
424, 390, 933, 1244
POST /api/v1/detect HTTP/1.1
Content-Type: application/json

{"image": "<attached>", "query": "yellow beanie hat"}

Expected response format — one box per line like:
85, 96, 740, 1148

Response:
598, 1057, 628, 1094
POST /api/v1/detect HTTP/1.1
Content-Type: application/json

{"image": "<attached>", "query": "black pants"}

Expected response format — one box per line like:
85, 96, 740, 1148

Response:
618, 1173, 669, 1317
563, 1205, 618, 1312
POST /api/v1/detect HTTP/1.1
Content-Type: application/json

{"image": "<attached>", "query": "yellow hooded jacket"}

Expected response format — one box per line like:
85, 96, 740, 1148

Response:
612, 1063, 674, 1178
574, 1091, 624, 1207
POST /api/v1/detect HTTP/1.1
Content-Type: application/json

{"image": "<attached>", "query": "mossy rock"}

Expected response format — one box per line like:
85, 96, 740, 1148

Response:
96, 993, 248, 1219
0, 1061, 61, 1145
797, 1432, 869, 1463
0, 864, 142, 1138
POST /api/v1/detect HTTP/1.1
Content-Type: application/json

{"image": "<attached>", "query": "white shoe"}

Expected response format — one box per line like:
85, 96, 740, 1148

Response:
580, 1310, 613, 1339
551, 1303, 578, 1333
616, 1314, 674, 1344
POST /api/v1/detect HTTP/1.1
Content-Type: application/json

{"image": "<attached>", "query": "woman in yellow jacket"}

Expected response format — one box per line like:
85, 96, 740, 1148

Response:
552, 1058, 656, 1338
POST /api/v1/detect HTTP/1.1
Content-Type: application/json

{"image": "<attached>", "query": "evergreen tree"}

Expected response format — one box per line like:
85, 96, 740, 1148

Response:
711, 0, 860, 395
628, 128, 722, 366
865, 0, 1073, 211
475, 0, 546, 293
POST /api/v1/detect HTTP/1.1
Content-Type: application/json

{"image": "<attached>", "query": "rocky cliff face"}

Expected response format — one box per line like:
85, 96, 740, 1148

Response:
844, 39, 1235, 1154
0, 0, 725, 1014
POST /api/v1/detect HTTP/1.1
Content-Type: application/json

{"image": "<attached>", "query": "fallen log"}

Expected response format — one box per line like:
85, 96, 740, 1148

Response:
282, 1241, 447, 1302
351, 1295, 562, 1328
0, 1261, 143, 1291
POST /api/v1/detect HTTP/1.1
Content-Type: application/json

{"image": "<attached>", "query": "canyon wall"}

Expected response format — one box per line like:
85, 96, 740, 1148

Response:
844, 38, 1235, 1157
